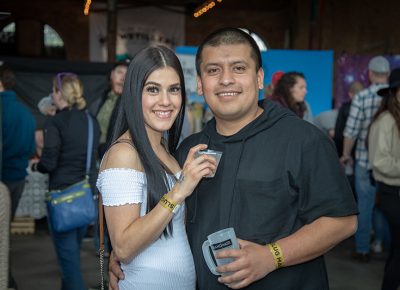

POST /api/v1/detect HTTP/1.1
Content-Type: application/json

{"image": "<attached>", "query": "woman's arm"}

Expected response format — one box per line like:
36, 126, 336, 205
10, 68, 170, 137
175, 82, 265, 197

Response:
34, 120, 61, 173
370, 117, 400, 178
101, 142, 216, 263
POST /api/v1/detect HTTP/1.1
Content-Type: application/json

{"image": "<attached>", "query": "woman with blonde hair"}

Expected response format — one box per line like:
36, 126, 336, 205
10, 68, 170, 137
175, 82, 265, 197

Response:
31, 73, 100, 290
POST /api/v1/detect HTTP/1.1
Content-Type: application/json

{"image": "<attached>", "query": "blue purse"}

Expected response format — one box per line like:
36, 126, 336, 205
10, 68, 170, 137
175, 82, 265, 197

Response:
46, 111, 96, 232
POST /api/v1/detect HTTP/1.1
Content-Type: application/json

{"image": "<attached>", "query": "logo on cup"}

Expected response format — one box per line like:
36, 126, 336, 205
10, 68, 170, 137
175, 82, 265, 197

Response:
202, 227, 239, 276
211, 239, 232, 251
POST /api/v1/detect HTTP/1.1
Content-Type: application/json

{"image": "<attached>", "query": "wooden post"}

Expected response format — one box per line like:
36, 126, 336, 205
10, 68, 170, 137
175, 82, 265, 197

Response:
107, 0, 117, 63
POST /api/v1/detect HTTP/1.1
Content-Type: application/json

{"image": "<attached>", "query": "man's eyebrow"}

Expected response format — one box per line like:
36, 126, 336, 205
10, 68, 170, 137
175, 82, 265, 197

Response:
203, 62, 220, 67
231, 60, 248, 66
204, 60, 248, 67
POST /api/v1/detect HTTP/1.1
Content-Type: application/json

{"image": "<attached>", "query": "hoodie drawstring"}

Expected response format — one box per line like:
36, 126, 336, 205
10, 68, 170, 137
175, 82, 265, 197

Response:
189, 135, 212, 224
226, 139, 245, 226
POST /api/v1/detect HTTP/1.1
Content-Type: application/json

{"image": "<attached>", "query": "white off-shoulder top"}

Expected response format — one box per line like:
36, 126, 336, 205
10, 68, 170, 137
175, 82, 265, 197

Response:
97, 168, 196, 290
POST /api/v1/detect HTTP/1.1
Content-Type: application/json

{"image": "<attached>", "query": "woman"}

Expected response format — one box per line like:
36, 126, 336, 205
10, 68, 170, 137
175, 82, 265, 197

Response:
96, 46, 216, 289
31, 73, 100, 290
270, 71, 312, 122
368, 68, 400, 290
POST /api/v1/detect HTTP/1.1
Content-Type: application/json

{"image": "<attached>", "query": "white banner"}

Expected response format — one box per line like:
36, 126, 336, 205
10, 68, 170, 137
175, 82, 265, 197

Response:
90, 5, 185, 62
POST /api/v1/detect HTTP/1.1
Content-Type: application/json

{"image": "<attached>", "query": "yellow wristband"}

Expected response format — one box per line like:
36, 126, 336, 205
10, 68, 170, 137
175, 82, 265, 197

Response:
268, 242, 285, 269
159, 194, 180, 214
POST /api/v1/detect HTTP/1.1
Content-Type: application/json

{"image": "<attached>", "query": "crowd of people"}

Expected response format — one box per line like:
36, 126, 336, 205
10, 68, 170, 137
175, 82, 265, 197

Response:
1, 26, 399, 290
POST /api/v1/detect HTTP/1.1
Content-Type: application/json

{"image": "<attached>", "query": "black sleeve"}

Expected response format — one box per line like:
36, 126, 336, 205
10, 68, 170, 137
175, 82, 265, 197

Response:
297, 134, 358, 224
174, 135, 196, 167
333, 105, 348, 156
174, 144, 187, 167
37, 119, 61, 173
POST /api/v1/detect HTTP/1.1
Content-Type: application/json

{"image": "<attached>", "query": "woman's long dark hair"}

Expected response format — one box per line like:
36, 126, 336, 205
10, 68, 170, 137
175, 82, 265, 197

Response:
373, 88, 400, 134
271, 72, 307, 118
110, 46, 186, 237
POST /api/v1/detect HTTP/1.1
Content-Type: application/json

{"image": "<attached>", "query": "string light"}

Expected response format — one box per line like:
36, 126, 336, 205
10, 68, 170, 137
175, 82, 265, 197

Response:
193, 0, 222, 18
84, 0, 92, 16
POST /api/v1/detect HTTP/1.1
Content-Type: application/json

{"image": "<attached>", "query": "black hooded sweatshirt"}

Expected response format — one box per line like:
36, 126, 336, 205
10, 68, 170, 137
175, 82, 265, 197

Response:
176, 100, 358, 290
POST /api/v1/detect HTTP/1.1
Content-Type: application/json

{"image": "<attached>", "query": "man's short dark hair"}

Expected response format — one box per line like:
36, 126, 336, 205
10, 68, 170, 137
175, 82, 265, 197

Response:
112, 60, 129, 71
0, 65, 16, 90
195, 27, 262, 75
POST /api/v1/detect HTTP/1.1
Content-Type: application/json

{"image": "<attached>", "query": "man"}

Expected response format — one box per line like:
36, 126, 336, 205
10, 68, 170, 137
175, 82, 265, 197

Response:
109, 28, 357, 289
334, 81, 364, 195
0, 65, 36, 290
340, 56, 390, 261
334, 81, 364, 157
0, 66, 36, 219
89, 61, 128, 260
90, 61, 128, 156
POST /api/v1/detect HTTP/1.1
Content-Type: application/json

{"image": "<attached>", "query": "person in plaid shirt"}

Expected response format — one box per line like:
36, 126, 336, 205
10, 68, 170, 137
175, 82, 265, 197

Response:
341, 56, 390, 262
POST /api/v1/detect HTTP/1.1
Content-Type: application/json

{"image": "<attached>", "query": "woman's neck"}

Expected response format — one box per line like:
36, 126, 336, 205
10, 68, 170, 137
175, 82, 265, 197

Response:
146, 128, 165, 154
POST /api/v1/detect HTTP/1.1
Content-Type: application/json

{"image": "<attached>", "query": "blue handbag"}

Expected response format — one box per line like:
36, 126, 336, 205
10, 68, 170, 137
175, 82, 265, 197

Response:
46, 111, 96, 232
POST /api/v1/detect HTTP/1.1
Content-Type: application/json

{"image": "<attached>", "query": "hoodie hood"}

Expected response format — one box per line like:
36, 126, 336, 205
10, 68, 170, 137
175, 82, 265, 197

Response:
202, 99, 295, 144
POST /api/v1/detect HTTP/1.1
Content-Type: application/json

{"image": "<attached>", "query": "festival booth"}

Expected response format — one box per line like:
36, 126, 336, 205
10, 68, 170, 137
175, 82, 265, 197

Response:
3, 49, 399, 222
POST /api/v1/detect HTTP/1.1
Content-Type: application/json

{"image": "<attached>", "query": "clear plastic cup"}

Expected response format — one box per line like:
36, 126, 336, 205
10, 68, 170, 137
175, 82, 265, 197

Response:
194, 149, 222, 178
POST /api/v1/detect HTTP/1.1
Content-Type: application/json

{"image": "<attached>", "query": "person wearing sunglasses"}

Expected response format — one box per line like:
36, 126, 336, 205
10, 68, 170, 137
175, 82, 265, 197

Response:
30, 72, 100, 290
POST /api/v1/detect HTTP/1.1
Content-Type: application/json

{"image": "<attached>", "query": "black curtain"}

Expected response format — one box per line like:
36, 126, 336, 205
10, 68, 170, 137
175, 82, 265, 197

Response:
1, 56, 113, 129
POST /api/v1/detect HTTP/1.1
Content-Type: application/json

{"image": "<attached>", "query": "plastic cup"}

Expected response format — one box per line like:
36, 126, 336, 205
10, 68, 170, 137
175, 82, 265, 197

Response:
194, 149, 222, 178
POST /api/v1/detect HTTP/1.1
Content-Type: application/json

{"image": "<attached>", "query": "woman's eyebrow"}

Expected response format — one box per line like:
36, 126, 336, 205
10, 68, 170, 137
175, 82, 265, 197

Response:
144, 81, 161, 86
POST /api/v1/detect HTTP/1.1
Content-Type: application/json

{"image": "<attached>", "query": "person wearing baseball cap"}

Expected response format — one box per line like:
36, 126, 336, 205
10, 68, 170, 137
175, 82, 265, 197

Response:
368, 56, 391, 73
258, 70, 285, 106
341, 56, 391, 262
368, 67, 400, 289
271, 70, 285, 87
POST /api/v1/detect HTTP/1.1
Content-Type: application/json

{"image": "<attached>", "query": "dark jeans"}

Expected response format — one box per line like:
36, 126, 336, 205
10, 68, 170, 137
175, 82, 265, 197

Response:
4, 179, 26, 290
377, 182, 400, 290
4, 179, 25, 220
49, 220, 88, 290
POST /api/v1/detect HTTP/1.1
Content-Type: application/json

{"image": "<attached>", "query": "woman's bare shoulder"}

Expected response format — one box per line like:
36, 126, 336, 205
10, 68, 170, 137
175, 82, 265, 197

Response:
99, 140, 143, 173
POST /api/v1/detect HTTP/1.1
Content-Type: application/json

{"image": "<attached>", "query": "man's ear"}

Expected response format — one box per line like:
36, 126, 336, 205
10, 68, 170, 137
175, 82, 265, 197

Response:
257, 68, 264, 90
0, 81, 4, 92
196, 76, 203, 96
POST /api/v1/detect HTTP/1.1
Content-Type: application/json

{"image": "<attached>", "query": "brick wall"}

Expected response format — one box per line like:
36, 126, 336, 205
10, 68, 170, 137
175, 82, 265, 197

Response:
0, 0, 89, 60
0, 0, 399, 61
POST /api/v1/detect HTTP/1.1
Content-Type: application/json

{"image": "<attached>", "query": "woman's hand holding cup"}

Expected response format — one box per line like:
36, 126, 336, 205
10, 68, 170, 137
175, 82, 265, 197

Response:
170, 144, 217, 202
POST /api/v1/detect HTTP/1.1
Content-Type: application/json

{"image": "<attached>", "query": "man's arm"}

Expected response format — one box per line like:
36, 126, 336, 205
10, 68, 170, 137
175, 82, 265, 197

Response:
340, 91, 363, 164
216, 215, 357, 289
340, 137, 356, 165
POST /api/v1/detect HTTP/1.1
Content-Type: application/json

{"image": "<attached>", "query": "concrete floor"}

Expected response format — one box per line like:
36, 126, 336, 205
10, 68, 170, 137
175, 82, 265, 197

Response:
10, 220, 387, 290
